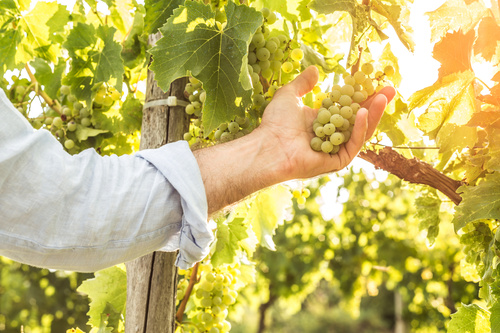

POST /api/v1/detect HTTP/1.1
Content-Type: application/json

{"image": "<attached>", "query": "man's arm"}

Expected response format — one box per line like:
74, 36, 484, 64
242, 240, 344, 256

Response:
194, 66, 396, 214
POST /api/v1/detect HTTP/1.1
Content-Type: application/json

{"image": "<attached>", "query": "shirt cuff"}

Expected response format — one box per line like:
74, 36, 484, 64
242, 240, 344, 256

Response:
136, 141, 213, 269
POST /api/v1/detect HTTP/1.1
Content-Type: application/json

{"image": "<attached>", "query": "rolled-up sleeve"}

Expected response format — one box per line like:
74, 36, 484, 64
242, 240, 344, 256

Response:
0, 89, 213, 272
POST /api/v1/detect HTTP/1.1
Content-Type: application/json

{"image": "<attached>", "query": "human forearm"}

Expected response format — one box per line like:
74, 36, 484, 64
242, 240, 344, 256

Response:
193, 127, 290, 215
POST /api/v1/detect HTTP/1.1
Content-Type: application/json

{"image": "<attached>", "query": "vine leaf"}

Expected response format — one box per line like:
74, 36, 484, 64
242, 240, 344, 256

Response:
485, 126, 500, 172
474, 16, 500, 62
453, 172, 500, 231
415, 189, 441, 246
149, 1, 262, 135
448, 303, 490, 333
144, 0, 184, 35
426, 0, 488, 43
371, 0, 414, 52
433, 29, 475, 79
254, 0, 305, 21
211, 217, 249, 267
30, 57, 66, 99
77, 266, 127, 328
491, 302, 500, 333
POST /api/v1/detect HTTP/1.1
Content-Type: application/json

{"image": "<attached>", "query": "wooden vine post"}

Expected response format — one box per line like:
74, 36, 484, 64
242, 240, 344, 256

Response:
125, 32, 190, 333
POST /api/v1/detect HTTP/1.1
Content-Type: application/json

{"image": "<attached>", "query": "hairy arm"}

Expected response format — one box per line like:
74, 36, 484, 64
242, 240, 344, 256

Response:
194, 66, 396, 215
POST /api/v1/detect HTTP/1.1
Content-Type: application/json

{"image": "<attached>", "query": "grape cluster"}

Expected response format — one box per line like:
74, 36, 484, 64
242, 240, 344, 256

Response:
191, 264, 242, 333
310, 64, 394, 154
292, 188, 310, 205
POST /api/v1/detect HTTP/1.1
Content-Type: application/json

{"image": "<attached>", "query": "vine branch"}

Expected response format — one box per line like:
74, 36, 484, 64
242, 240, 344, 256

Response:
359, 147, 464, 205
176, 262, 199, 323
24, 64, 61, 114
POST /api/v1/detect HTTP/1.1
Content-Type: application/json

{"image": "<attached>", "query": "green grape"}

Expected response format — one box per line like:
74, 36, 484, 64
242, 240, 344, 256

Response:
253, 35, 266, 49
73, 102, 83, 111
200, 280, 214, 292
317, 109, 331, 124
251, 63, 261, 74
220, 132, 233, 143
314, 126, 325, 138
375, 70, 385, 80
222, 294, 235, 305
64, 139, 75, 149
185, 83, 195, 94
53, 117, 63, 128
199, 91, 206, 103
60, 85, 71, 95
213, 296, 222, 306
273, 49, 284, 61
201, 298, 212, 307
342, 130, 351, 141
352, 91, 366, 103
361, 63, 374, 75
384, 65, 395, 77
330, 114, 344, 127
219, 123, 228, 131
94, 93, 106, 105
348, 115, 356, 125
302, 188, 310, 198
214, 129, 224, 140
265, 40, 278, 53
321, 141, 333, 153
343, 76, 356, 86
281, 62, 293, 73
67, 121, 77, 131
292, 189, 301, 198
185, 104, 195, 115
323, 123, 336, 135
258, 60, 270, 71
189, 94, 199, 102
321, 98, 333, 108
340, 84, 354, 97
248, 52, 257, 64
260, 7, 270, 17
80, 107, 90, 118
81, 117, 91, 127
351, 103, 361, 113
262, 67, 273, 80
15, 85, 26, 95
62, 107, 72, 116
256, 47, 270, 61
103, 95, 113, 107
253, 94, 265, 106
209, 327, 220, 333
329, 90, 341, 102
68, 94, 77, 103
192, 101, 202, 109
330, 132, 344, 145
184, 132, 192, 141
277, 34, 287, 46
353, 71, 366, 84
44, 117, 53, 125
338, 95, 352, 106
329, 105, 340, 115
340, 119, 350, 131
266, 11, 277, 24
340, 106, 353, 118
312, 121, 321, 132
110, 89, 121, 101
331, 145, 340, 154
32, 119, 42, 129
201, 312, 213, 323
290, 48, 304, 61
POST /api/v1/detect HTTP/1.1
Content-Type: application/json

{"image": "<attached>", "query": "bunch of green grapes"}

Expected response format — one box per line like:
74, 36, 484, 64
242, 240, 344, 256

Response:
7, 76, 32, 117
310, 63, 394, 154
248, 8, 304, 114
292, 187, 310, 205
191, 263, 242, 333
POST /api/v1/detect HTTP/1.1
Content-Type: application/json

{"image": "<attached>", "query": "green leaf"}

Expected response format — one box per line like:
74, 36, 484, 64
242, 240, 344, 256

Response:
436, 123, 477, 154
76, 124, 109, 142
0, 29, 22, 72
211, 217, 249, 267
122, 9, 146, 69
491, 302, 500, 333
77, 266, 127, 328
119, 95, 143, 134
244, 185, 293, 251
18, 1, 62, 64
448, 303, 490, 333
253, 0, 303, 22
301, 43, 334, 73
453, 172, 500, 231
93, 25, 124, 90
426, 0, 488, 43
149, 1, 262, 134
144, 0, 184, 35
415, 189, 441, 245
30, 57, 66, 99
371, 0, 414, 52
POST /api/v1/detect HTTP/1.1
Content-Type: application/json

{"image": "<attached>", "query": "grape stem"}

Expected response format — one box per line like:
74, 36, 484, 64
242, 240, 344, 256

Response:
24, 64, 62, 114
175, 262, 200, 324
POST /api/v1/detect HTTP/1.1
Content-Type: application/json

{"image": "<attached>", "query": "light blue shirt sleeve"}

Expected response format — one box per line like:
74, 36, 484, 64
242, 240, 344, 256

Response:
0, 88, 213, 272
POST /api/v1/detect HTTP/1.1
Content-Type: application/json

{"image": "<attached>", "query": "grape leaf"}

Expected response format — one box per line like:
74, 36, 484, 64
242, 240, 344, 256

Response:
244, 185, 292, 251
433, 29, 475, 79
77, 266, 127, 328
93, 25, 124, 90
411, 71, 476, 127
485, 126, 500, 172
371, 0, 415, 52
144, 0, 184, 35
453, 172, 500, 231
30, 57, 66, 99
76, 125, 109, 142
448, 303, 490, 333
253, 0, 303, 21
467, 110, 500, 128
436, 123, 477, 155
474, 16, 500, 62
415, 189, 441, 245
379, 43, 402, 87
211, 217, 249, 267
149, 1, 262, 134
122, 9, 146, 69
426, 0, 488, 43
491, 302, 500, 333
17, 1, 62, 64
0, 29, 22, 72
378, 96, 415, 146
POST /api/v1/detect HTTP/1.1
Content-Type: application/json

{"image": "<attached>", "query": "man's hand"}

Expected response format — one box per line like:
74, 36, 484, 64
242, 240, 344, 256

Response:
257, 65, 396, 180
194, 65, 396, 214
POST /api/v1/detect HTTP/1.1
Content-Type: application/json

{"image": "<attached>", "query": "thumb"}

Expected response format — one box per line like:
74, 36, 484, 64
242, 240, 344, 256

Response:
283, 65, 319, 97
